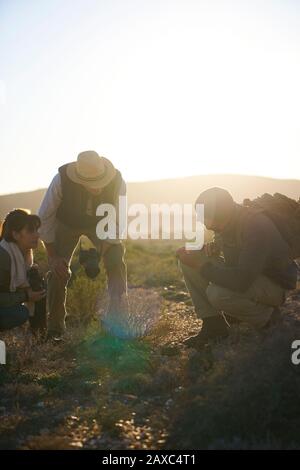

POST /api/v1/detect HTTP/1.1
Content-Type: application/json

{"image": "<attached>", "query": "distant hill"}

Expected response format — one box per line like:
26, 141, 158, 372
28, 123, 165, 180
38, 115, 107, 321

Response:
0, 174, 299, 219
127, 174, 300, 206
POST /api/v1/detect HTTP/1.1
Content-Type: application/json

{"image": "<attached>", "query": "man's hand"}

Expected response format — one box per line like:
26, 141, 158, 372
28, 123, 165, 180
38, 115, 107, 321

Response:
49, 255, 70, 281
45, 243, 70, 280
26, 288, 46, 303
203, 241, 220, 257
176, 247, 208, 270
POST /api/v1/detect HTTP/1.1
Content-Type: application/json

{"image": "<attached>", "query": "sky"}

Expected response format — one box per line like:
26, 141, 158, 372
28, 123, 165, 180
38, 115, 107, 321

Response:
0, 0, 300, 195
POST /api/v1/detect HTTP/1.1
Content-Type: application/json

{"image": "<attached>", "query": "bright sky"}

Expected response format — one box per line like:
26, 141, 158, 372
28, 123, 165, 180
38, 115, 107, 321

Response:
1, 0, 300, 195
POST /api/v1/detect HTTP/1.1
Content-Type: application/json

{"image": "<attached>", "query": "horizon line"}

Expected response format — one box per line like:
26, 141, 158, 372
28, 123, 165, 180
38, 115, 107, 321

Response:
1, 172, 300, 197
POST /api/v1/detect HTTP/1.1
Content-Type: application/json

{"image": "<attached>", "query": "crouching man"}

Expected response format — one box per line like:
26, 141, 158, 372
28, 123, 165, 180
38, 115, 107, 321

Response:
177, 187, 298, 349
38, 151, 127, 339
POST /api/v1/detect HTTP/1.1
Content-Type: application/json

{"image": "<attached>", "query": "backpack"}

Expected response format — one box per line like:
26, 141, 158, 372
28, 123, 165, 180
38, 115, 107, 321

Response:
243, 193, 300, 259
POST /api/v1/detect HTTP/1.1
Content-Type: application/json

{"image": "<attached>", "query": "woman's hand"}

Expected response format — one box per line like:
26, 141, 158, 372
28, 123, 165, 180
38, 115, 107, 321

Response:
26, 288, 46, 302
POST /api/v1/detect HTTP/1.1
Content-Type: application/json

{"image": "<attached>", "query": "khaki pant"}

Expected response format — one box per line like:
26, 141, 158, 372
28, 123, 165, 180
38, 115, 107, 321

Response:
47, 220, 127, 334
179, 255, 286, 329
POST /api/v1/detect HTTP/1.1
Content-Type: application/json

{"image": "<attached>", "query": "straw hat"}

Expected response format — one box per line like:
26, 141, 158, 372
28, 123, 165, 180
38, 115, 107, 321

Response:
66, 151, 116, 189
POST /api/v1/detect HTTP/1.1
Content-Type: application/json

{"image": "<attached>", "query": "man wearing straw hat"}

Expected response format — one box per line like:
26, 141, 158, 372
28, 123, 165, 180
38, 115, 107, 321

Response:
38, 151, 127, 339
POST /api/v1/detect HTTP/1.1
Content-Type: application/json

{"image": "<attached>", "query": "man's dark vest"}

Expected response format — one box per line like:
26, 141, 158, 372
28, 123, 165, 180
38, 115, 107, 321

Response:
56, 163, 123, 229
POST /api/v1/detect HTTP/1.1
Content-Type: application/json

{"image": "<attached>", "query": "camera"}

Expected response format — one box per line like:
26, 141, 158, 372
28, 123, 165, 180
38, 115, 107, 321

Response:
27, 265, 47, 292
79, 247, 101, 279
27, 265, 47, 335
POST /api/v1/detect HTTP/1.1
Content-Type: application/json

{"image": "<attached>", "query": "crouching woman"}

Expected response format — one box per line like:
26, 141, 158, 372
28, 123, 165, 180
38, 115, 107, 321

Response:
0, 209, 46, 331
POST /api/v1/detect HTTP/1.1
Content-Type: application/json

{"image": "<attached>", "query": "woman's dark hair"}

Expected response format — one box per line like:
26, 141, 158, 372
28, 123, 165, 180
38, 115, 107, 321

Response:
0, 209, 41, 242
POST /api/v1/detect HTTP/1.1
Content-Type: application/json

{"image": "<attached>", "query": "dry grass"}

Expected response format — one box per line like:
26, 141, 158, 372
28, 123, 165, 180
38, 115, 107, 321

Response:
1, 240, 300, 450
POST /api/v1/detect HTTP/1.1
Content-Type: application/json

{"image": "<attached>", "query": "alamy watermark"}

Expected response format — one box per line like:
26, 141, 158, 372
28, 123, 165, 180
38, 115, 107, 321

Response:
95, 197, 205, 250
291, 340, 300, 365
0, 340, 6, 365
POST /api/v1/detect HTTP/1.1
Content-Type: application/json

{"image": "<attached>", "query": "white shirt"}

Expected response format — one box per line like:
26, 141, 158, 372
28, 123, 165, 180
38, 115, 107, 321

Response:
38, 173, 127, 244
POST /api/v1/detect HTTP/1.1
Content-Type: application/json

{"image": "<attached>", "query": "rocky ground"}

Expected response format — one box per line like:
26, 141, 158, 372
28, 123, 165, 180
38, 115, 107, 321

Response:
1, 286, 300, 450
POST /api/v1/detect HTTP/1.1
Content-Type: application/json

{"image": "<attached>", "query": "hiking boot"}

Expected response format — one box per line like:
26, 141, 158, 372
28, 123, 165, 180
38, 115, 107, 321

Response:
46, 331, 64, 343
184, 315, 229, 349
